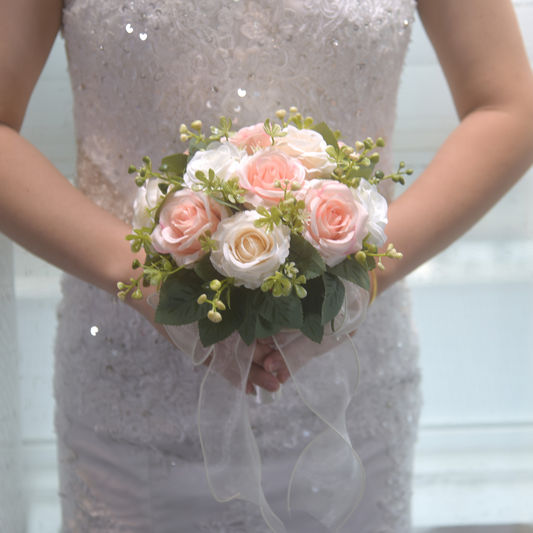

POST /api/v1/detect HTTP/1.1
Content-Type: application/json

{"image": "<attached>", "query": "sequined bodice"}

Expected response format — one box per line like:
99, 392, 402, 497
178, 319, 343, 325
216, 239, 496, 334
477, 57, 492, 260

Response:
56, 2, 421, 531
63, 0, 415, 219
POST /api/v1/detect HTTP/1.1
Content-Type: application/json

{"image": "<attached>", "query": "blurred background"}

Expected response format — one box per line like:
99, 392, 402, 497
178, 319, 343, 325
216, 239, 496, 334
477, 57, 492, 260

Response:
1, 1, 532, 531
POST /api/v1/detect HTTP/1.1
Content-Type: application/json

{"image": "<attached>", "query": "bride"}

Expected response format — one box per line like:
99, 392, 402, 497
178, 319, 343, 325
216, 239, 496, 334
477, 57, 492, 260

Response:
1, 0, 533, 531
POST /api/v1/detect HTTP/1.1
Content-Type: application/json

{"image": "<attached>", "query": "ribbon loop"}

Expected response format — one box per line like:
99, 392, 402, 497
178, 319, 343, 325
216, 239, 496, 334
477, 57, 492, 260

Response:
148, 284, 369, 533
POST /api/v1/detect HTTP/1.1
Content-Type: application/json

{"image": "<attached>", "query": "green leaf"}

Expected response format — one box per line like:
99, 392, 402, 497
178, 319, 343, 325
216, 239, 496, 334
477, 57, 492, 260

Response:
188, 137, 207, 160
228, 286, 247, 326
197, 286, 247, 347
300, 277, 324, 343
311, 121, 339, 151
161, 153, 188, 177
198, 311, 237, 347
349, 161, 375, 181
327, 257, 370, 290
155, 271, 208, 326
194, 254, 224, 282
255, 290, 304, 329
238, 290, 259, 346
366, 255, 377, 271
288, 233, 326, 280
321, 272, 345, 326
255, 315, 283, 339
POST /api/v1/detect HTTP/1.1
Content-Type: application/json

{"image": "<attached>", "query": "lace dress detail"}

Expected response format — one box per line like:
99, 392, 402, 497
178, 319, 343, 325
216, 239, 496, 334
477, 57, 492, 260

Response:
56, 1, 421, 531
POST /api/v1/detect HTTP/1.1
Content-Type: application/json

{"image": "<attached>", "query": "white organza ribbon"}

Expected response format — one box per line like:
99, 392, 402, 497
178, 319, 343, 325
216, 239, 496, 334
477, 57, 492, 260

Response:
148, 281, 368, 532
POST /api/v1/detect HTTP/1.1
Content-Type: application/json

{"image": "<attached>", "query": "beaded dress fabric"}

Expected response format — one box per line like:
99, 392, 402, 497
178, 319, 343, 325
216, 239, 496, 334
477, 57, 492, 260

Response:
56, 0, 421, 531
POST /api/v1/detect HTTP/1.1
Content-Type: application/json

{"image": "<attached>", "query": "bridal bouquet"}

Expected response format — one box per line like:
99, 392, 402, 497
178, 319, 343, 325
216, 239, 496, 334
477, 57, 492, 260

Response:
119, 108, 409, 533
119, 108, 406, 345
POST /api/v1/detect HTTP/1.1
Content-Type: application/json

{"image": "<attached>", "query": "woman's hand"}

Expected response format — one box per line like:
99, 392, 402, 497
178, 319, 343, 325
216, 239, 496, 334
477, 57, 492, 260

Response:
128, 283, 290, 395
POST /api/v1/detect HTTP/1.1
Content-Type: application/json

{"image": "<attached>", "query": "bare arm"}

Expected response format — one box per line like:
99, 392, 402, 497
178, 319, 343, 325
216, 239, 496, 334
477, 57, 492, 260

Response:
375, 0, 533, 293
0, 0, 287, 391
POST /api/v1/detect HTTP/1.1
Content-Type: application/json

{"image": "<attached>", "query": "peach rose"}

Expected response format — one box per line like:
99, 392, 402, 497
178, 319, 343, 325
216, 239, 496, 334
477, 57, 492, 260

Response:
229, 123, 272, 155
303, 180, 369, 267
152, 189, 228, 267
236, 147, 308, 207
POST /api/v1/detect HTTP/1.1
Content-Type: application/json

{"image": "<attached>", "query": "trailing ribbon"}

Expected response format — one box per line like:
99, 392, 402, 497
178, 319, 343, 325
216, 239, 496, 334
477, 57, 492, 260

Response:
148, 281, 368, 532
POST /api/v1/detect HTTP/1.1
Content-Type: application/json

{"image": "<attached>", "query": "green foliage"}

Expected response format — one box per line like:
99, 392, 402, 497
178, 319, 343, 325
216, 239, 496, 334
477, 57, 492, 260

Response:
365, 255, 377, 271
327, 257, 370, 290
254, 205, 283, 233
288, 233, 326, 280
155, 271, 210, 325
254, 290, 303, 329
237, 290, 259, 346
161, 153, 188, 177
194, 254, 224, 282
198, 289, 245, 347
300, 277, 325, 343
188, 137, 207, 160
255, 315, 283, 339
311, 121, 339, 151
263, 118, 288, 144
192, 170, 246, 210
209, 116, 235, 142
348, 159, 375, 181
321, 272, 345, 325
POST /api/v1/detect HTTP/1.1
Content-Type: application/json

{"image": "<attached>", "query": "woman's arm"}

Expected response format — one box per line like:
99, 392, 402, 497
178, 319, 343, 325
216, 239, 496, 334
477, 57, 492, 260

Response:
0, 0, 288, 392
375, 0, 533, 293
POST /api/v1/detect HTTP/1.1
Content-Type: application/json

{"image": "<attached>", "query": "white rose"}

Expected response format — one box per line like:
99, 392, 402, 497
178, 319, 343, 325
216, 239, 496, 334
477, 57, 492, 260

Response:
210, 211, 290, 289
353, 180, 388, 247
132, 178, 164, 230
275, 125, 336, 179
184, 141, 245, 188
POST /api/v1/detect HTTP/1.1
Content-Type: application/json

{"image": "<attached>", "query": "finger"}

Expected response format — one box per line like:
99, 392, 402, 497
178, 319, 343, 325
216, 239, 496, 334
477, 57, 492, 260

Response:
248, 362, 280, 393
252, 341, 278, 365
276, 370, 291, 384
261, 350, 288, 374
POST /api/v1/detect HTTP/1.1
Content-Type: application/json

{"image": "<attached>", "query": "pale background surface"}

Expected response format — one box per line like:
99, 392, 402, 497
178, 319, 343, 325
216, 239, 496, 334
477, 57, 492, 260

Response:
1, 1, 533, 531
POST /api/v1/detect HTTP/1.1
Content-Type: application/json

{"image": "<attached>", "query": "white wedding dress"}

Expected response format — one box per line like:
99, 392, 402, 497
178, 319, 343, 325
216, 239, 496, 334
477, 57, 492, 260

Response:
55, 0, 421, 531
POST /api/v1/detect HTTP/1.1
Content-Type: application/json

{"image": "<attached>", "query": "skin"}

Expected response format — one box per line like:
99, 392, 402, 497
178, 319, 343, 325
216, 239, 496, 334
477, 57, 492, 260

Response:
375, 0, 533, 292
0, 0, 289, 393
1, 1, 533, 389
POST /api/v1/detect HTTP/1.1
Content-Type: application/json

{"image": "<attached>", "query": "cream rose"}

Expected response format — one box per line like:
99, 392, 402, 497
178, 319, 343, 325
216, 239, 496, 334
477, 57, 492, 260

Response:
303, 180, 369, 267
236, 147, 309, 208
132, 178, 164, 231
353, 180, 388, 247
184, 141, 245, 188
210, 210, 290, 289
275, 125, 336, 179
152, 189, 228, 267
229, 123, 272, 155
